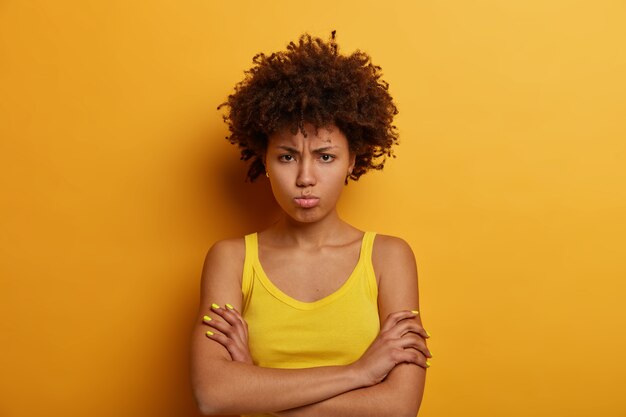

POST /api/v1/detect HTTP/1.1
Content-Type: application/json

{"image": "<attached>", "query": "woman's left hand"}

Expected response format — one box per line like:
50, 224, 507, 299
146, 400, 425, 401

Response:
203, 304, 253, 365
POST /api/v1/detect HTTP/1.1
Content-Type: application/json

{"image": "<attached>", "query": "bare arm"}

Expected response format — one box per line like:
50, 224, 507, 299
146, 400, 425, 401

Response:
271, 235, 429, 417
189, 238, 422, 416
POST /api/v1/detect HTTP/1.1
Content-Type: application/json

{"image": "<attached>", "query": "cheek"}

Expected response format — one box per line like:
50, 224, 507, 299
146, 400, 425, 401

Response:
268, 172, 293, 200
325, 169, 348, 195
331, 179, 346, 195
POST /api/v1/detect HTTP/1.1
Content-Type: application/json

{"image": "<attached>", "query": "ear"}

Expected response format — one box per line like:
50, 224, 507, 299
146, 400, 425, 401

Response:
348, 152, 356, 175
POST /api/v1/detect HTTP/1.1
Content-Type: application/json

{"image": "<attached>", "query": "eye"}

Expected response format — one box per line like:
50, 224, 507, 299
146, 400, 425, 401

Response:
279, 154, 295, 162
320, 154, 335, 162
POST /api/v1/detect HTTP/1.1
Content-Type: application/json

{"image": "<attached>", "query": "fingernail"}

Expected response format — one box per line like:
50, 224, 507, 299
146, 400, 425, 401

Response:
211, 303, 220, 309
225, 303, 234, 310
426, 330, 431, 338
411, 310, 420, 315
426, 360, 431, 368
206, 330, 214, 336
203, 315, 212, 322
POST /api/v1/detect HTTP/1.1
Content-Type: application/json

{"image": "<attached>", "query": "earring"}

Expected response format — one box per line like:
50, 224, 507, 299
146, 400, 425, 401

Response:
265, 171, 269, 178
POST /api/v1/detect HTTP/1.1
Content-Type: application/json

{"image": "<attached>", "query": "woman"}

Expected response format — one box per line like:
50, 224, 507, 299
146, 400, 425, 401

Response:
190, 32, 431, 417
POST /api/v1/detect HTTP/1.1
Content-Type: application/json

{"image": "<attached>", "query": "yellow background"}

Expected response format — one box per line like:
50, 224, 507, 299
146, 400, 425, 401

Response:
1, 1, 625, 416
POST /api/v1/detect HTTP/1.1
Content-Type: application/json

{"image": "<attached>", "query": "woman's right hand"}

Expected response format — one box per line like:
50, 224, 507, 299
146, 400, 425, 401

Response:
351, 310, 432, 387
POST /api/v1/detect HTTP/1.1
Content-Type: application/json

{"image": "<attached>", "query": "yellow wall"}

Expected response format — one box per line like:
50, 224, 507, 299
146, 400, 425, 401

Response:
1, 1, 625, 416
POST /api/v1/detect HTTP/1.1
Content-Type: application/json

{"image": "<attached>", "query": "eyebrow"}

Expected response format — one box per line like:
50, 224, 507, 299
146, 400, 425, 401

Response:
275, 145, 339, 154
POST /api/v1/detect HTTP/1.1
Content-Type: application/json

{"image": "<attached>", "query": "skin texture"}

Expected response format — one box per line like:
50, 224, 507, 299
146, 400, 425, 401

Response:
264, 124, 355, 226
190, 124, 430, 416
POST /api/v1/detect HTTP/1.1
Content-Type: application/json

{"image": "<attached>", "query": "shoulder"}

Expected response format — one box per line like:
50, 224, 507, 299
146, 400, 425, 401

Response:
198, 236, 249, 309
204, 236, 246, 264
372, 234, 417, 270
371, 234, 420, 313
371, 234, 418, 286
201, 236, 247, 284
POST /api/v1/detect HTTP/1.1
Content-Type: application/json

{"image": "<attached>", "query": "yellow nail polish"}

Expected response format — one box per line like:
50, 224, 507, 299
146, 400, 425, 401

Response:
211, 303, 220, 309
411, 310, 420, 315
206, 330, 214, 336
426, 360, 431, 368
203, 315, 211, 322
226, 303, 234, 310
426, 330, 431, 337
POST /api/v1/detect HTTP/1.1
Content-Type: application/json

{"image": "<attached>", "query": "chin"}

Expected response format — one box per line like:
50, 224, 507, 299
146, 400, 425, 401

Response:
285, 208, 327, 224
291, 213, 322, 223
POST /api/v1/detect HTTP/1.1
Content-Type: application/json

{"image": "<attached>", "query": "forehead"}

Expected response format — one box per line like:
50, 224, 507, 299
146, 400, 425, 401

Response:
268, 124, 348, 149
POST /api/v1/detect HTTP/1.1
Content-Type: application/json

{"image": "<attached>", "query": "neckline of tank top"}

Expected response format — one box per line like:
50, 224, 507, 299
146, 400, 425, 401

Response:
251, 232, 372, 310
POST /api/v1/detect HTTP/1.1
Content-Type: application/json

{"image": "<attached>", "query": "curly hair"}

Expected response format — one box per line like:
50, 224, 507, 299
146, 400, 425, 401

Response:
217, 31, 399, 182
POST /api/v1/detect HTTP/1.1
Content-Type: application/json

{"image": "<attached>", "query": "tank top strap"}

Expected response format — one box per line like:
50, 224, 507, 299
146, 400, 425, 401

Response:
360, 231, 379, 301
241, 233, 257, 310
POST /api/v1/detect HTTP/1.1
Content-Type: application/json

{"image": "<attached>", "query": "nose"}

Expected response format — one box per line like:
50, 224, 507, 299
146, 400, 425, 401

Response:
296, 156, 316, 188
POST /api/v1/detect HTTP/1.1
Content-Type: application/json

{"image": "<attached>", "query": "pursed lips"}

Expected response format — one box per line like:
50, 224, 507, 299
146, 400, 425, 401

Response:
293, 196, 320, 208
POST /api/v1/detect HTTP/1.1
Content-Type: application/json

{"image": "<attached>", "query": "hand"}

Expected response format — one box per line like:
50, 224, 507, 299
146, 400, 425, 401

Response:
203, 304, 253, 365
351, 310, 431, 387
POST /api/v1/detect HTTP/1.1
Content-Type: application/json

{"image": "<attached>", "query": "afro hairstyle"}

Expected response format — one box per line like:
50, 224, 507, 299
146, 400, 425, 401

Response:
218, 31, 399, 182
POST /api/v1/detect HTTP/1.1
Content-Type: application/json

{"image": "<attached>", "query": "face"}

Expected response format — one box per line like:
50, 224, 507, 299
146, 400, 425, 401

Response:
264, 123, 355, 224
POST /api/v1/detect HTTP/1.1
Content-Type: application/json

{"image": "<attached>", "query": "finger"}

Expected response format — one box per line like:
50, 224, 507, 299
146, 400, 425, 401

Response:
206, 316, 241, 345
211, 304, 250, 348
388, 319, 430, 340
395, 334, 432, 358
222, 304, 249, 342
211, 303, 240, 326
212, 304, 248, 343
205, 331, 239, 359
394, 310, 431, 339
202, 314, 233, 335
381, 310, 420, 332
205, 326, 246, 352
204, 318, 238, 338
386, 319, 423, 338
394, 348, 431, 369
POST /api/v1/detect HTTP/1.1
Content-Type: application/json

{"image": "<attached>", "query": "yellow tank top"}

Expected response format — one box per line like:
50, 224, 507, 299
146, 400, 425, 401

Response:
241, 232, 380, 372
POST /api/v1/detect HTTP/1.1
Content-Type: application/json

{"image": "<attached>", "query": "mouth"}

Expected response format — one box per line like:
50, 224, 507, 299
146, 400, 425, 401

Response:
294, 196, 320, 208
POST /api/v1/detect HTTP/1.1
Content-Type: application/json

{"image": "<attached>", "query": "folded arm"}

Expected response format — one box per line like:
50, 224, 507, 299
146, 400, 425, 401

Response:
191, 239, 367, 415
272, 364, 421, 417
192, 236, 429, 417
190, 238, 428, 416
271, 235, 429, 417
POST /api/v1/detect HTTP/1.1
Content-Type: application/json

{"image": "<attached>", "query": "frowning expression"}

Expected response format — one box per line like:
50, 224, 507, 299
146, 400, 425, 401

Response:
265, 124, 355, 224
